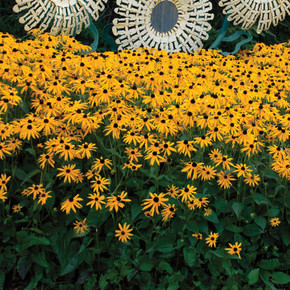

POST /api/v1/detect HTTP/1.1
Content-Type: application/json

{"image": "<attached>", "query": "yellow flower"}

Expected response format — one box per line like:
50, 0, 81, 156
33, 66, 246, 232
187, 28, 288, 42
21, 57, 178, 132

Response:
61, 194, 83, 214
142, 192, 168, 216
205, 232, 219, 248
12, 204, 23, 213
270, 217, 281, 227
86, 193, 106, 210
0, 188, 7, 202
115, 223, 133, 243
225, 242, 242, 259
106, 191, 131, 212
74, 218, 88, 234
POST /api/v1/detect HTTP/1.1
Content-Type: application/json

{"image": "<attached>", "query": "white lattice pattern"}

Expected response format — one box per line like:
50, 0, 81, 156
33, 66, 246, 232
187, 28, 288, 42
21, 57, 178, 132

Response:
219, 0, 290, 34
112, 0, 214, 53
13, 0, 108, 36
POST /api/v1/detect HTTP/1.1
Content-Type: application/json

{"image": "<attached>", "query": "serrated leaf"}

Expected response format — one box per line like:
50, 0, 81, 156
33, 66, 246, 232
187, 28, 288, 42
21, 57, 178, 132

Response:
139, 259, 154, 271
268, 208, 280, 217
32, 251, 49, 267
260, 259, 280, 270
248, 268, 259, 285
253, 193, 267, 205
183, 247, 195, 267
281, 225, 290, 246
254, 216, 266, 230
203, 211, 219, 223
232, 202, 244, 218
271, 272, 290, 285
226, 224, 243, 233
158, 261, 173, 274
131, 202, 141, 223
99, 274, 108, 290
17, 256, 32, 280
244, 224, 263, 237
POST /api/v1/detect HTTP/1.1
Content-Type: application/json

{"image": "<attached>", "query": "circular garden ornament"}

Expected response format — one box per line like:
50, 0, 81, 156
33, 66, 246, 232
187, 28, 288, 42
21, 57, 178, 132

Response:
219, 0, 290, 34
13, 0, 108, 36
112, 0, 214, 53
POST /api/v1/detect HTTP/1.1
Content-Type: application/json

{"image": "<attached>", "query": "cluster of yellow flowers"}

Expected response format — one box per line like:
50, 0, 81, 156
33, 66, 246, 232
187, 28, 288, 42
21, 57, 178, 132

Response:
0, 31, 288, 246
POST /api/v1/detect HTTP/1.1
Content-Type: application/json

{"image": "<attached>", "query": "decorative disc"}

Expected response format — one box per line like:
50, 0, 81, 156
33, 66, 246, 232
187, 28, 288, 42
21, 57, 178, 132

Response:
113, 0, 214, 53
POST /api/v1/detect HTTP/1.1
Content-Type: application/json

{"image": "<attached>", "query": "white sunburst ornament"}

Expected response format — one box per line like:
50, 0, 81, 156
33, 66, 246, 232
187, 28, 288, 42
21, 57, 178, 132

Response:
112, 0, 214, 53
219, 0, 290, 34
13, 0, 108, 36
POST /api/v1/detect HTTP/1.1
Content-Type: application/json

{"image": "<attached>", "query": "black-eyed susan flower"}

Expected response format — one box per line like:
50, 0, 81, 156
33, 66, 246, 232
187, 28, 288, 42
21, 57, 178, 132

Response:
12, 204, 23, 213
92, 157, 112, 173
0, 174, 11, 191
205, 232, 219, 248
179, 185, 197, 202
215, 155, 234, 171
176, 140, 197, 158
115, 223, 133, 243
244, 174, 260, 187
234, 163, 253, 178
199, 165, 217, 181
192, 233, 203, 240
73, 218, 88, 234
181, 161, 203, 180
86, 193, 106, 210
38, 190, 52, 205
142, 192, 168, 216
125, 147, 143, 162
270, 217, 281, 227
61, 194, 83, 214
194, 197, 209, 209
90, 175, 110, 194
57, 164, 81, 183
166, 185, 180, 198
0, 142, 11, 159
225, 242, 242, 259
26, 184, 45, 200
77, 142, 97, 159
217, 171, 236, 189
204, 208, 212, 216
161, 204, 176, 222
38, 152, 55, 169
106, 191, 131, 212
0, 189, 7, 202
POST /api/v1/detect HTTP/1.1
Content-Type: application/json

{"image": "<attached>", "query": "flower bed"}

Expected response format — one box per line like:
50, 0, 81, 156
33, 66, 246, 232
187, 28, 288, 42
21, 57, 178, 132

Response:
0, 31, 289, 288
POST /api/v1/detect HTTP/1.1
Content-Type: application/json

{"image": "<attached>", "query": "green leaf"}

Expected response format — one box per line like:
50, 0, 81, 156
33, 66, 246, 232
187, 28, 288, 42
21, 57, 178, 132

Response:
18, 233, 50, 250
99, 274, 108, 290
263, 169, 278, 180
183, 247, 196, 267
248, 268, 260, 285
254, 216, 266, 231
232, 202, 244, 218
253, 193, 268, 205
158, 261, 173, 274
17, 256, 32, 280
131, 202, 141, 223
214, 198, 231, 213
203, 211, 219, 223
24, 147, 36, 157
268, 208, 280, 217
32, 251, 49, 267
0, 271, 5, 288
60, 255, 80, 276
185, 221, 199, 232
225, 224, 243, 233
260, 259, 280, 270
139, 258, 154, 272
281, 225, 290, 246
271, 272, 290, 285
244, 224, 263, 237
